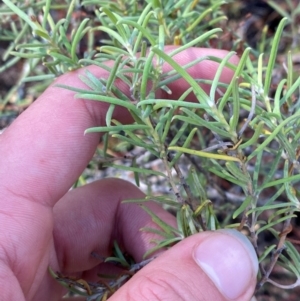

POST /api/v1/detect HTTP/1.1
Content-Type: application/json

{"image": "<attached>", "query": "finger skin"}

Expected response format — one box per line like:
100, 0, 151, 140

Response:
109, 232, 257, 301
0, 47, 239, 300
32, 178, 177, 301
0, 47, 238, 207
53, 178, 177, 273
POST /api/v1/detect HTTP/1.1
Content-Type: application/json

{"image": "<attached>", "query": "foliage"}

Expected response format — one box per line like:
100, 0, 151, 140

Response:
1, 0, 300, 299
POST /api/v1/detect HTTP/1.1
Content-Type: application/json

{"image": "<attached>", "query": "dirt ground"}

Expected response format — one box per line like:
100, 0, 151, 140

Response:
1, 0, 300, 300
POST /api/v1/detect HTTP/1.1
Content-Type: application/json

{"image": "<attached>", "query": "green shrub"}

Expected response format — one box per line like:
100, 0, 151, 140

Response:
1, 0, 300, 299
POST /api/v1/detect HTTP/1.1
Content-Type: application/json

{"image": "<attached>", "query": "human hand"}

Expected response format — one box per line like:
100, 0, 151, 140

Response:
0, 47, 258, 301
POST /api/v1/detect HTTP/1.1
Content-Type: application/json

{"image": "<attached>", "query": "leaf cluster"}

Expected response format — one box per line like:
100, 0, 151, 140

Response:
2, 0, 300, 299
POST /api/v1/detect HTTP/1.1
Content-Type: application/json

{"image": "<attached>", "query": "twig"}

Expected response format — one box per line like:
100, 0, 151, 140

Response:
238, 85, 256, 138
257, 217, 293, 289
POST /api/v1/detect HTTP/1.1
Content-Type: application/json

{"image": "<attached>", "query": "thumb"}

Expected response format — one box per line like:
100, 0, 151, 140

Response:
110, 230, 258, 301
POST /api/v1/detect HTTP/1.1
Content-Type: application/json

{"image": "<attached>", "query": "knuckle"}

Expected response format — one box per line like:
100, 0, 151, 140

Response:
126, 270, 199, 301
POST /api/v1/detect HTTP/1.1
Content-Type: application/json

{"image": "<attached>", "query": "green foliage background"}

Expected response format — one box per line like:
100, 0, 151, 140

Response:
1, 0, 300, 299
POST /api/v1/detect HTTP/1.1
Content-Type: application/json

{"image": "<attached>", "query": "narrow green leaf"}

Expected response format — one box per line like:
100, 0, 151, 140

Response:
85, 124, 149, 134
34, 29, 50, 40
161, 108, 175, 143
80, 70, 105, 91
105, 163, 166, 177
141, 104, 152, 119
151, 47, 211, 105
102, 133, 109, 158
140, 50, 155, 101
286, 241, 300, 270
173, 114, 232, 139
248, 112, 300, 160
248, 202, 296, 215
129, 3, 153, 52
42, 0, 53, 29
267, 1, 290, 18
106, 54, 123, 93
257, 53, 264, 89
280, 75, 300, 106
264, 17, 288, 95
75, 93, 139, 114
240, 121, 264, 149
225, 161, 249, 183
16, 42, 51, 49
286, 50, 293, 107
169, 121, 189, 146
51, 19, 66, 42
233, 196, 252, 219
209, 167, 246, 186
170, 128, 198, 166
101, 7, 130, 42
284, 160, 300, 206
210, 51, 236, 103
141, 205, 179, 235
58, 24, 72, 53
132, 157, 140, 187
105, 104, 115, 126
48, 51, 74, 65
190, 167, 207, 200
257, 214, 296, 235
229, 77, 240, 134
158, 56, 212, 88
105, 256, 129, 267
259, 244, 277, 263
112, 134, 158, 156
99, 45, 129, 56
260, 174, 300, 190
22, 74, 55, 82
143, 237, 182, 258
169, 28, 222, 57
218, 47, 251, 111
71, 18, 90, 62
252, 149, 263, 191
140, 227, 176, 239
63, 0, 76, 31
9, 51, 44, 59
93, 26, 126, 47
2, 0, 37, 30
124, 196, 180, 207
137, 22, 156, 53
137, 99, 207, 109
117, 19, 156, 46
169, 146, 241, 162
268, 207, 294, 223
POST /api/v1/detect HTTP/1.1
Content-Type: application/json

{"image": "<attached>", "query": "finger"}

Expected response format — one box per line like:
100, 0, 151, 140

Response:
109, 230, 258, 301
30, 178, 176, 300
159, 46, 239, 101
52, 178, 177, 273
0, 47, 238, 208
0, 47, 238, 299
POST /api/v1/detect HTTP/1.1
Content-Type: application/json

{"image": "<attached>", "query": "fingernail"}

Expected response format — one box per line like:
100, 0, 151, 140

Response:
193, 229, 258, 300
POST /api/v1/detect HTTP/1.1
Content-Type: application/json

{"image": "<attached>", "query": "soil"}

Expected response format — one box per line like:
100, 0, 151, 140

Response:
1, 0, 300, 300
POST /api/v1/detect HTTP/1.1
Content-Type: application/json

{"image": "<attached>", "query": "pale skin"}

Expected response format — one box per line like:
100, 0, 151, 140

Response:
0, 47, 256, 301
